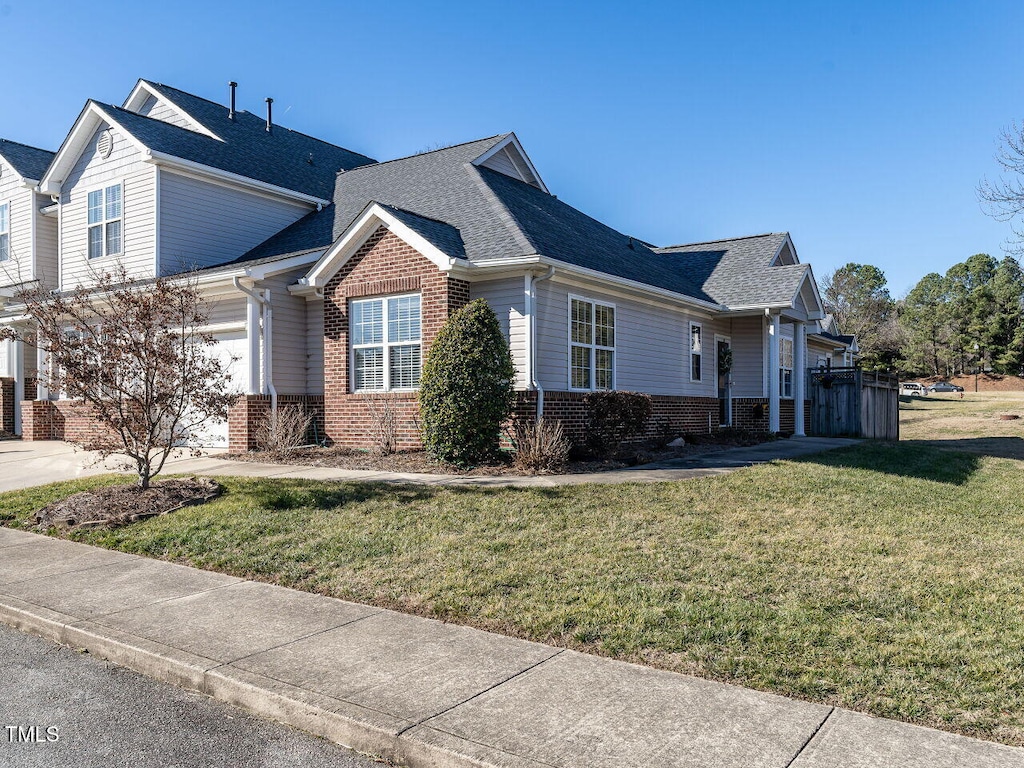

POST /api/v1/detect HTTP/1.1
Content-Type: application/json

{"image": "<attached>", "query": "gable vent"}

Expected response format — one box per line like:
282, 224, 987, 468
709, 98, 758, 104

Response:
97, 130, 114, 159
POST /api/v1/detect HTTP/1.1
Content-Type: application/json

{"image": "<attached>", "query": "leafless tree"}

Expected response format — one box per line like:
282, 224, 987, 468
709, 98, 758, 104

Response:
1, 267, 237, 488
979, 122, 1024, 254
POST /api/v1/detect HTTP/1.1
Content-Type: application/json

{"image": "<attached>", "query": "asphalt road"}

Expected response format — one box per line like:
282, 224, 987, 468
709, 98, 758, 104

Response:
0, 623, 388, 768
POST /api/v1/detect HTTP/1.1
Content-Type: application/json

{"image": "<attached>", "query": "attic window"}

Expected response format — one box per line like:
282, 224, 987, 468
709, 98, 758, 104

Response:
96, 130, 114, 159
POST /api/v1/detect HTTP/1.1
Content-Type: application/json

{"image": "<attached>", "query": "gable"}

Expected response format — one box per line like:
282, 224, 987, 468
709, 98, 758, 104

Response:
473, 133, 547, 192
123, 80, 221, 140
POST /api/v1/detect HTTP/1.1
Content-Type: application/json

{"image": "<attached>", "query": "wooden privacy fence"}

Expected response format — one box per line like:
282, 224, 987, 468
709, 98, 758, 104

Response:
808, 367, 899, 440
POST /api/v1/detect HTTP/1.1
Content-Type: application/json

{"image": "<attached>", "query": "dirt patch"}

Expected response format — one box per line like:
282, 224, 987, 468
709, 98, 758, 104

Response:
222, 429, 776, 476
939, 373, 1024, 392
35, 477, 222, 530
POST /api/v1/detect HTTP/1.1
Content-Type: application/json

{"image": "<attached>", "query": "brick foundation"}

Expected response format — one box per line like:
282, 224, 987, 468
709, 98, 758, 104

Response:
20, 399, 117, 444
322, 226, 470, 448
227, 394, 325, 453
0, 378, 14, 435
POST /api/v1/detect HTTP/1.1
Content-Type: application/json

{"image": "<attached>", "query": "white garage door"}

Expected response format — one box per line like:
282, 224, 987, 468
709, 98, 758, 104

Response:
186, 330, 249, 448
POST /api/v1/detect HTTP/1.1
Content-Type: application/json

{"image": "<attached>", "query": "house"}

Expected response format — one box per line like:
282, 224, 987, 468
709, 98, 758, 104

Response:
0, 80, 851, 449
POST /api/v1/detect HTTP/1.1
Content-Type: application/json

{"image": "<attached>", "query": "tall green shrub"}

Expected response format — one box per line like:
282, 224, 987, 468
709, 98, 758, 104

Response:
419, 299, 515, 465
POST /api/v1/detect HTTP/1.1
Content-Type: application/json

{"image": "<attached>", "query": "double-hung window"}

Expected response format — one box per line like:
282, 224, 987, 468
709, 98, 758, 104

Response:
570, 296, 615, 390
87, 183, 122, 259
779, 337, 794, 398
689, 322, 703, 382
0, 202, 9, 261
351, 294, 421, 391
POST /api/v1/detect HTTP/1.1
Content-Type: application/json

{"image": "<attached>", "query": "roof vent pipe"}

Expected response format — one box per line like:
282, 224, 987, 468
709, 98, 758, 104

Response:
228, 81, 237, 120
265, 97, 273, 133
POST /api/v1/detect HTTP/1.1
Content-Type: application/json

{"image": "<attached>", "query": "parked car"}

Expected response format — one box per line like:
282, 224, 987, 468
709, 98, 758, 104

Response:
926, 381, 964, 393
900, 382, 928, 397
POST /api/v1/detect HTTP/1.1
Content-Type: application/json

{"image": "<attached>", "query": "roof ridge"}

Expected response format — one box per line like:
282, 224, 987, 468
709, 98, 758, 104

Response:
0, 137, 56, 155
660, 232, 780, 250
376, 202, 460, 230
336, 134, 508, 176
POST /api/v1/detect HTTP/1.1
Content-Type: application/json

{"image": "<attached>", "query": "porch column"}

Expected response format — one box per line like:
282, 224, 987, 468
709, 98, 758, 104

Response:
793, 320, 806, 436
767, 312, 780, 433
246, 294, 261, 395
12, 337, 24, 435
35, 333, 49, 401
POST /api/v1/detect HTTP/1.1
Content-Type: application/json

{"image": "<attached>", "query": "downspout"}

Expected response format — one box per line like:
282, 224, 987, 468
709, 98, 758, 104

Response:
232, 277, 278, 416
528, 266, 555, 421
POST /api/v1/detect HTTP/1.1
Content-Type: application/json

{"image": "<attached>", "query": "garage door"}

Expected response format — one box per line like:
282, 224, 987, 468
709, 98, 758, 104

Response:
185, 331, 249, 448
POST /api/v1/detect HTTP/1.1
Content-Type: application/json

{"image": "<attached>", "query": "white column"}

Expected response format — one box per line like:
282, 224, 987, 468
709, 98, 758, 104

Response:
767, 313, 780, 433
793, 321, 806, 437
35, 333, 49, 401
12, 338, 24, 436
246, 294, 261, 395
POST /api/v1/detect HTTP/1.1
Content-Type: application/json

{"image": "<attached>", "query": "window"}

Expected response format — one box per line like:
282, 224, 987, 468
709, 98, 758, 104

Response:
689, 322, 702, 382
351, 294, 421, 391
0, 202, 9, 261
87, 183, 122, 259
569, 296, 615, 390
780, 337, 794, 398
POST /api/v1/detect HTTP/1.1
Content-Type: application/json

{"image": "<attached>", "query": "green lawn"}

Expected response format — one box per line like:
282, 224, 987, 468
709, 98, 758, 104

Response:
3, 416, 1024, 745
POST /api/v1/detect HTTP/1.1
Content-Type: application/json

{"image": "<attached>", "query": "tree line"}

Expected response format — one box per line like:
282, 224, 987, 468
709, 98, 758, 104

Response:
823, 254, 1024, 378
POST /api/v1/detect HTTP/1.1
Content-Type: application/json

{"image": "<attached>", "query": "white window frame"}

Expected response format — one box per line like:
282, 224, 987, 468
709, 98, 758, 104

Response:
86, 181, 123, 259
350, 293, 422, 393
689, 322, 703, 382
779, 336, 794, 399
0, 201, 9, 262
568, 294, 616, 391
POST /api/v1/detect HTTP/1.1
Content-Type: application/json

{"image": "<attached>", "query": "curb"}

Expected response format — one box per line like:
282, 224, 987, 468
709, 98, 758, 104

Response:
0, 595, 496, 768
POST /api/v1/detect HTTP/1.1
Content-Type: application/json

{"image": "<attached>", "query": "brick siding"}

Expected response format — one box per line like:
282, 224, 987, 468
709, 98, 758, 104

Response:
321, 226, 469, 448
227, 394, 325, 453
0, 378, 14, 435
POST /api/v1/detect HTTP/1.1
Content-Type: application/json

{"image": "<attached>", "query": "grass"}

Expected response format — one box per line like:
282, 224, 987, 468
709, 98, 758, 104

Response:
3, 395, 1024, 745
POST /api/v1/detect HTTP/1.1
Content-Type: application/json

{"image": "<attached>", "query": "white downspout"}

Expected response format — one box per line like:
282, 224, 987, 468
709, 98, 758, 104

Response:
232, 277, 277, 415
528, 266, 555, 421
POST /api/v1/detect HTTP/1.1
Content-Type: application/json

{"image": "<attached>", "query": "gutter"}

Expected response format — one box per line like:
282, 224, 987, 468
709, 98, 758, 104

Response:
527, 266, 556, 421
232, 276, 278, 417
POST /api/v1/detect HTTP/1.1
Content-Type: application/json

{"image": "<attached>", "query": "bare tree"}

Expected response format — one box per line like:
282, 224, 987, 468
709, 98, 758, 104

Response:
1, 268, 237, 488
979, 122, 1024, 254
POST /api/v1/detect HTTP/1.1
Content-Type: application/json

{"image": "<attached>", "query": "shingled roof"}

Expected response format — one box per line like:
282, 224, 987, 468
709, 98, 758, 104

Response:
239, 135, 810, 310
0, 139, 55, 182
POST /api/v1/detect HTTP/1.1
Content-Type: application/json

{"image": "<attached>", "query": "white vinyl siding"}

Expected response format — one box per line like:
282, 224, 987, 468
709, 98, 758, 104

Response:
689, 322, 703, 382
260, 268, 317, 395
729, 316, 766, 398
159, 171, 312, 274
136, 94, 199, 132
0, 159, 37, 284
470, 278, 527, 388
569, 296, 615, 391
306, 299, 325, 395
60, 125, 155, 288
0, 202, 8, 261
34, 194, 59, 289
351, 294, 421, 392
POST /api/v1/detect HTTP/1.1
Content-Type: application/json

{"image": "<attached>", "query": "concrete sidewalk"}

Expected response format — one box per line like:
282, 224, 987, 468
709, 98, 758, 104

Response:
0, 437, 862, 493
1, 528, 1019, 767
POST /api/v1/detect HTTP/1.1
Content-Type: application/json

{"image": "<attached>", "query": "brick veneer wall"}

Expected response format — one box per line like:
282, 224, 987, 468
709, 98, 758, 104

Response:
322, 226, 470, 448
0, 378, 14, 434
227, 394, 325, 453
20, 399, 116, 444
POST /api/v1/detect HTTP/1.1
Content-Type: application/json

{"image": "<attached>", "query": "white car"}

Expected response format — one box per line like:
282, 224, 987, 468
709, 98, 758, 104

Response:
900, 382, 928, 397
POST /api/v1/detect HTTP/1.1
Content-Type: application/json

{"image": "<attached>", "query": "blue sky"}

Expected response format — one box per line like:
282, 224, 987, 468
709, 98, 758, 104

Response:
3, 0, 1022, 296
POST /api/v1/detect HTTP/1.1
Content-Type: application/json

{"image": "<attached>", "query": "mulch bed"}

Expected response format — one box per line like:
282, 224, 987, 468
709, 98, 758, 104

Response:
222, 430, 775, 476
34, 477, 222, 530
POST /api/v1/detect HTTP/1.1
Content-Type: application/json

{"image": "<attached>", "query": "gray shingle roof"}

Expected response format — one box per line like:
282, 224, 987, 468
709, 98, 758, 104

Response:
237, 135, 808, 310
0, 139, 55, 182
96, 83, 376, 199
655, 234, 808, 306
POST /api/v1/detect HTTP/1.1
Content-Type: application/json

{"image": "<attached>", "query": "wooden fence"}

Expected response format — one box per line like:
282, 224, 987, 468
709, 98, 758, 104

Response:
808, 367, 899, 440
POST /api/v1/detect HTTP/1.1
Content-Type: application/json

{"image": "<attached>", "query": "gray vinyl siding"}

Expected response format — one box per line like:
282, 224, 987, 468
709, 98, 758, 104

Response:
34, 194, 59, 288
534, 280, 720, 397
0, 160, 34, 286
305, 299, 324, 395
726, 315, 765, 398
159, 171, 312, 275
261, 269, 309, 395
137, 94, 196, 131
471, 277, 528, 389
60, 124, 156, 288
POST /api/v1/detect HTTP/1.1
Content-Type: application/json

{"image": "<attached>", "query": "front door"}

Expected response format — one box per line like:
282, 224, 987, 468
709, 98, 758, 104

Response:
716, 337, 732, 426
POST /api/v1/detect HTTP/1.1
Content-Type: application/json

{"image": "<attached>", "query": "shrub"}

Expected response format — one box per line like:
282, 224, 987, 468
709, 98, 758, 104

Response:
419, 299, 515, 465
512, 417, 570, 473
366, 392, 401, 456
255, 405, 314, 452
584, 390, 652, 457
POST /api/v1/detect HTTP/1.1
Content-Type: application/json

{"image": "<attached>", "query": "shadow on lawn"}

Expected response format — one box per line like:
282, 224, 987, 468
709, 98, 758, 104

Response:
797, 441, 983, 485
239, 477, 439, 510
